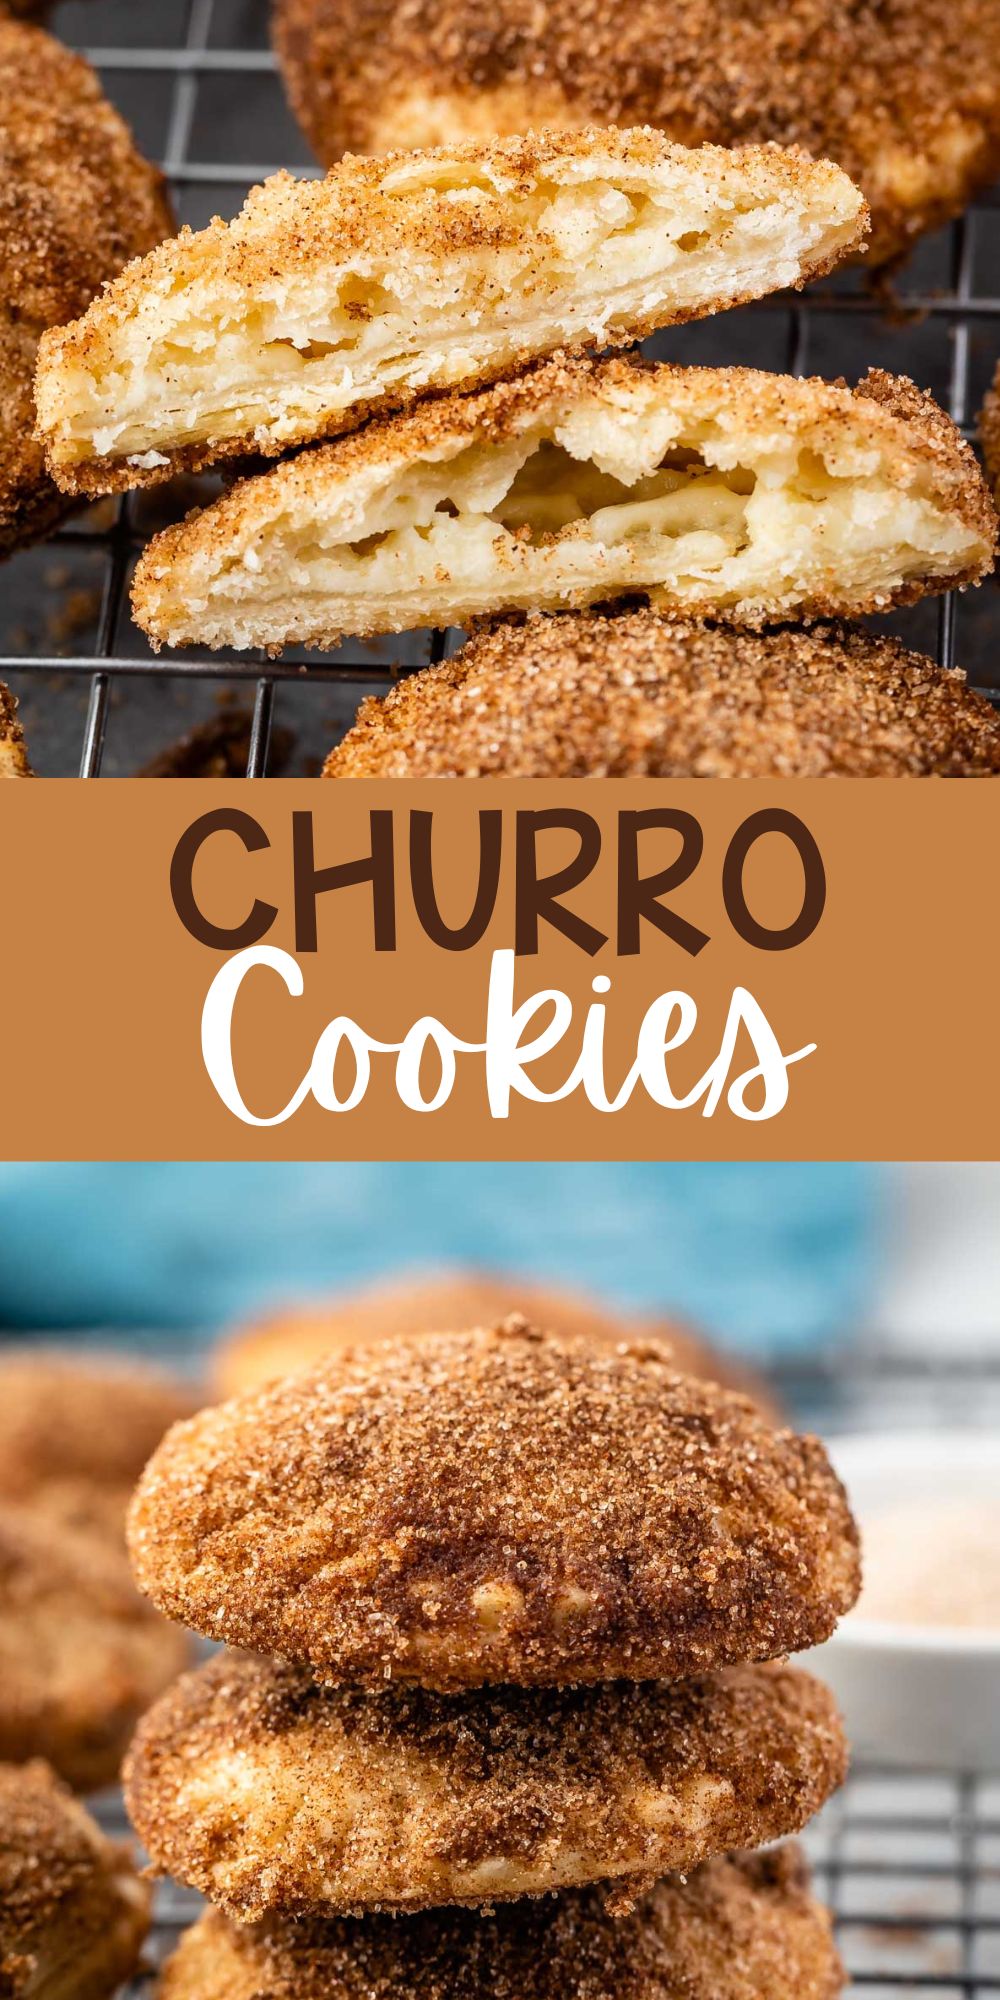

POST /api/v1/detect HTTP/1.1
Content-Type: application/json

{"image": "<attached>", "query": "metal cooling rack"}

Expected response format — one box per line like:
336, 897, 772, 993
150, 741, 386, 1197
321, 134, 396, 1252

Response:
74, 1344, 1000, 1996
4, 0, 1000, 774
771, 1344, 1000, 1995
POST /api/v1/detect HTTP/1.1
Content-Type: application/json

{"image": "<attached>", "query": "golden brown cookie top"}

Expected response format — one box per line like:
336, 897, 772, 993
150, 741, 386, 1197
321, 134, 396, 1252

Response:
156, 1846, 843, 2000
125, 1651, 846, 1918
325, 612, 1000, 778
129, 1318, 860, 1689
274, 0, 1000, 266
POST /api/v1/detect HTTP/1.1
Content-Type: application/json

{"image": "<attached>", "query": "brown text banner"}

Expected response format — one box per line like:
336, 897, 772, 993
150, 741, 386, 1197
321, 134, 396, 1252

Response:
0, 779, 993, 1160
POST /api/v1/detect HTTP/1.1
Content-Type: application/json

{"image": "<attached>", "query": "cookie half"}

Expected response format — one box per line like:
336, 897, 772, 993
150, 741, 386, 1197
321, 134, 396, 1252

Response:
125, 1651, 845, 1918
128, 1317, 860, 1690
273, 0, 1000, 269
0, 1501, 191, 1790
212, 1267, 779, 1415
35, 131, 865, 496
0, 18, 171, 556
154, 1847, 843, 2000
0, 1759, 149, 2000
324, 611, 1000, 777
130, 354, 995, 652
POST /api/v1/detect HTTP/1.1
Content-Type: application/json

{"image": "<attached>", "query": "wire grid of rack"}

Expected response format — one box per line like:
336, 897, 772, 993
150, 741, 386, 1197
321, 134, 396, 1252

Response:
3, 0, 1000, 773
79, 1344, 1000, 1995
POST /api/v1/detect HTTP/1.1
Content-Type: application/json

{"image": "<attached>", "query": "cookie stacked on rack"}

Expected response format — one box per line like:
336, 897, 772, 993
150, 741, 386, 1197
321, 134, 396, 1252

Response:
125, 1317, 859, 2000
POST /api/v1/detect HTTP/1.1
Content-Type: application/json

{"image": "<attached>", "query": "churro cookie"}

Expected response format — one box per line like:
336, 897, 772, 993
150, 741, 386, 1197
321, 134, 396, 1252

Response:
325, 612, 1000, 777
213, 1267, 776, 1412
0, 686, 30, 777
125, 1651, 845, 1918
155, 1846, 843, 2000
0, 19, 170, 557
0, 1759, 149, 2000
35, 131, 865, 496
274, 0, 1000, 269
0, 1351, 197, 1542
0, 1502, 191, 1790
130, 354, 995, 653
128, 1318, 860, 1690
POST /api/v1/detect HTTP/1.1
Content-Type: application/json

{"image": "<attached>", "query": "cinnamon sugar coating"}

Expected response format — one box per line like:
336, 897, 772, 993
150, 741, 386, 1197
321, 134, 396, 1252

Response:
125, 1651, 845, 1918
0, 19, 170, 556
0, 685, 30, 778
213, 1267, 779, 1416
0, 1760, 149, 2000
325, 612, 1000, 778
274, 0, 1000, 268
128, 1319, 860, 1690
0, 1502, 192, 1791
156, 1846, 843, 2000
0, 1351, 197, 1540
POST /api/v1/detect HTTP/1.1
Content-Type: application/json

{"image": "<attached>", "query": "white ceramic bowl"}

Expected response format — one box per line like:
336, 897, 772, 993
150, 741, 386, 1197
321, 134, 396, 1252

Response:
808, 1430, 1000, 1772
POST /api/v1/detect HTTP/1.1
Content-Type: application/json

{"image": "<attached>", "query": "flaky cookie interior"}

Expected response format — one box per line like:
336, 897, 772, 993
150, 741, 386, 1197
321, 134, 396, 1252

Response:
130, 355, 996, 653
35, 130, 865, 493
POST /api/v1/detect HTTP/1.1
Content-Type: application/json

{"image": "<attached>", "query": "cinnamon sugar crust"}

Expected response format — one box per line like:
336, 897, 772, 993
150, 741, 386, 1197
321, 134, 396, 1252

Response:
324, 611, 1000, 778
35, 129, 865, 495
0, 1502, 192, 1791
213, 1267, 780, 1416
0, 685, 30, 778
128, 1318, 861, 1690
0, 1760, 149, 2000
125, 1651, 845, 1918
273, 0, 1000, 268
155, 1846, 843, 2000
0, 18, 171, 556
129, 352, 996, 654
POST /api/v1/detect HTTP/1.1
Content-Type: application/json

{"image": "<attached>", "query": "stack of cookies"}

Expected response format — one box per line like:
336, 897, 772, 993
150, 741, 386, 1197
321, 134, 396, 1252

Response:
124, 1317, 859, 2000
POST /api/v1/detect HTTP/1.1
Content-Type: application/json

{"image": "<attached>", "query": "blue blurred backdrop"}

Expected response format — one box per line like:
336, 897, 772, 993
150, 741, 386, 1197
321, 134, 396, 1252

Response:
0, 1164, 879, 1357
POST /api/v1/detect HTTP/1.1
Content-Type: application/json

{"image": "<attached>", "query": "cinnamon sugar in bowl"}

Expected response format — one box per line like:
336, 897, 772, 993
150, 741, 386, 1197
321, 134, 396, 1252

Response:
810, 1432, 1000, 1770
